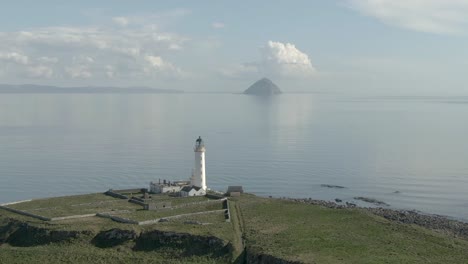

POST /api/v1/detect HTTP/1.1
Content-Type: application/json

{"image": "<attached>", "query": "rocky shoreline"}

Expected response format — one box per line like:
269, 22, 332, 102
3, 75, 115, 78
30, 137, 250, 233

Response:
285, 197, 468, 240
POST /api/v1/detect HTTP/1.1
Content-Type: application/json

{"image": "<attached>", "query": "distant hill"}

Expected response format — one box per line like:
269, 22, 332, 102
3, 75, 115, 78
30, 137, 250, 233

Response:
244, 78, 281, 95
0, 84, 183, 94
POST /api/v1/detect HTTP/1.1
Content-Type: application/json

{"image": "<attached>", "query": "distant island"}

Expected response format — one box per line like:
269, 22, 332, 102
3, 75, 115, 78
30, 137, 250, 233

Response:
243, 78, 281, 95
0, 84, 183, 94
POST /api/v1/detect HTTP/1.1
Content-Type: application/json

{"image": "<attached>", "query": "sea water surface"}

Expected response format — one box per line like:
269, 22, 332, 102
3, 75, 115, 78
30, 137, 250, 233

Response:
0, 93, 467, 220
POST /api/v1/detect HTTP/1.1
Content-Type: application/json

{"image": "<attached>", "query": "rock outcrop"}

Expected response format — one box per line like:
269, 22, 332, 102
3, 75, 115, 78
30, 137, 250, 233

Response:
92, 228, 138, 248
244, 78, 281, 95
245, 249, 303, 264
1, 219, 90, 247
135, 230, 230, 256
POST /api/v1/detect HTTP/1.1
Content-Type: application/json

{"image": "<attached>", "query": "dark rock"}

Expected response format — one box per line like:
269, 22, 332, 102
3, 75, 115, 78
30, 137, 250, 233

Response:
134, 230, 230, 257
320, 184, 346, 189
335, 199, 342, 203
92, 228, 138, 248
4, 221, 88, 247
246, 248, 303, 264
354, 197, 389, 206
244, 78, 281, 95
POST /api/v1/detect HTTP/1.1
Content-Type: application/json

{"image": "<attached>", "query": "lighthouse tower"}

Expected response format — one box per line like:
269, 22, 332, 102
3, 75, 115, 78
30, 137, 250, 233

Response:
190, 136, 207, 191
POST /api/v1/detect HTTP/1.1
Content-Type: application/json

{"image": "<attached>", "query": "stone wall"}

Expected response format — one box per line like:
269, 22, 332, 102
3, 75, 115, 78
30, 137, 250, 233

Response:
112, 188, 147, 194
138, 209, 225, 226
128, 197, 145, 206
172, 198, 226, 209
104, 190, 129, 199
50, 214, 97, 221
205, 193, 224, 199
223, 199, 231, 222
0, 205, 50, 221
96, 213, 139, 225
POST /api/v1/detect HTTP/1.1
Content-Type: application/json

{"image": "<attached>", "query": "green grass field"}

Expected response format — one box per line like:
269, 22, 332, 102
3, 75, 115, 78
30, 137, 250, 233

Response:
7, 193, 139, 218
2, 192, 468, 263
234, 194, 468, 263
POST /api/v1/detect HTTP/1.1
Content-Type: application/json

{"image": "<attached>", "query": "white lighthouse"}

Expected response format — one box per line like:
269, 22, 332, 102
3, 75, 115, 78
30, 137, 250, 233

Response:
190, 136, 207, 191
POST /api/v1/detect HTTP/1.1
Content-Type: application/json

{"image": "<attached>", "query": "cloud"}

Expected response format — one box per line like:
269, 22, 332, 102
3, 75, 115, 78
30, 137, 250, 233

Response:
0, 16, 188, 82
0, 52, 29, 65
221, 41, 316, 78
144, 55, 183, 76
219, 63, 259, 78
261, 41, 316, 77
347, 0, 468, 34
112, 16, 129, 27
212, 22, 225, 29
168, 43, 182, 50
37, 56, 58, 64
65, 65, 92, 79
110, 9, 191, 28
28, 65, 54, 78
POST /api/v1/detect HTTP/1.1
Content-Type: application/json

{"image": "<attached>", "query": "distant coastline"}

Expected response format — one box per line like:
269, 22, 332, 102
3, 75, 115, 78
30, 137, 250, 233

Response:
0, 84, 183, 94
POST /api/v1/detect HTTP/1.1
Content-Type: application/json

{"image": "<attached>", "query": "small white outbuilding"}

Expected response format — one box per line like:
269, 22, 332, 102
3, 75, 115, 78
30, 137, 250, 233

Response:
180, 186, 205, 197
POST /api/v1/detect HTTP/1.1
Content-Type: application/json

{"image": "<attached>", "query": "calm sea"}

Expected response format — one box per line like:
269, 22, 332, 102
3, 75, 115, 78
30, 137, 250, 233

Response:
0, 93, 467, 220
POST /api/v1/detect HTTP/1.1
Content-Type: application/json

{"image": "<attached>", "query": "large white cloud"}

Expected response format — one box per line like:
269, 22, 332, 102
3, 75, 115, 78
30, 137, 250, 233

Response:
221, 41, 316, 78
0, 17, 187, 82
347, 0, 468, 34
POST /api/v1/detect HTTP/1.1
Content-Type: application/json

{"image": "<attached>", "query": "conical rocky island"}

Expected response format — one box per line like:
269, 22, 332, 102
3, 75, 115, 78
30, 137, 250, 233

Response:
243, 78, 282, 95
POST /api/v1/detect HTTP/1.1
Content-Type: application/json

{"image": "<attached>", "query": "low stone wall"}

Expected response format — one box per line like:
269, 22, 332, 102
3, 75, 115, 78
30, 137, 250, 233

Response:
0, 205, 50, 221
104, 190, 129, 200
131, 196, 145, 203
223, 200, 231, 222
205, 193, 224, 199
128, 198, 145, 206
50, 214, 97, 221
172, 198, 226, 209
96, 213, 139, 225
112, 188, 147, 194
138, 209, 225, 226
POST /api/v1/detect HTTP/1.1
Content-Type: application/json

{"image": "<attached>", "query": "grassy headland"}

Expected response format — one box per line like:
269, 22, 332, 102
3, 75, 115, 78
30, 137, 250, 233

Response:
1, 192, 468, 263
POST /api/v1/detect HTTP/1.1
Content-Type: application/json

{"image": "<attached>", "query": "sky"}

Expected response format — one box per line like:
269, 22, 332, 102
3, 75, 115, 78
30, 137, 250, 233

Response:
0, 0, 468, 94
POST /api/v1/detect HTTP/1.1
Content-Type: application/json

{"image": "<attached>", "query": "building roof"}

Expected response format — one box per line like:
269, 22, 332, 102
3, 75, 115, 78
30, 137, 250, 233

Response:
181, 186, 192, 192
227, 186, 244, 193
181, 185, 202, 192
